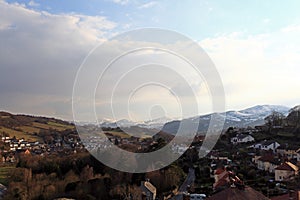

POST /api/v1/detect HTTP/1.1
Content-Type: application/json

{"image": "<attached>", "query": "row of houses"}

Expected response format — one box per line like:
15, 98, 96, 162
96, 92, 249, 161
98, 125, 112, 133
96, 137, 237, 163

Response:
1, 136, 40, 152
253, 153, 300, 182
230, 132, 300, 161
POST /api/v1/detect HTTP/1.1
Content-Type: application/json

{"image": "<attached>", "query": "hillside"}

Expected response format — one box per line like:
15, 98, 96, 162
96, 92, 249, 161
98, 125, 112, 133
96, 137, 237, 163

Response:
162, 105, 290, 135
0, 111, 75, 142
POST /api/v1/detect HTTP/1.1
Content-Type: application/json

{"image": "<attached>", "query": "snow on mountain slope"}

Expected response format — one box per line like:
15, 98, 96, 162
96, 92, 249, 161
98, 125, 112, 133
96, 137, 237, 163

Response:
162, 105, 290, 134
98, 105, 291, 132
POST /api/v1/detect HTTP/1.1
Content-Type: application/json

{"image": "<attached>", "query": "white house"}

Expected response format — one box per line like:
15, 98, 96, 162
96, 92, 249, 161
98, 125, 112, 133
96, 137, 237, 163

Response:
231, 134, 255, 144
251, 140, 280, 152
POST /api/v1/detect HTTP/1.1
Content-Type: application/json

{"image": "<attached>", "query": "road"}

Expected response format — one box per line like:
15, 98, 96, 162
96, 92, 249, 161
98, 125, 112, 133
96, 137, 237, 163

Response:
171, 168, 195, 200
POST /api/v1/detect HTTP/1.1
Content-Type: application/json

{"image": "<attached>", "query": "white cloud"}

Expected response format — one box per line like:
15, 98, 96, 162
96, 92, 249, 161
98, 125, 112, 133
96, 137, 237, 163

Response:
110, 0, 129, 5
1, 0, 300, 121
262, 18, 270, 24
138, 1, 157, 9
0, 0, 117, 120
199, 28, 300, 110
28, 0, 39, 7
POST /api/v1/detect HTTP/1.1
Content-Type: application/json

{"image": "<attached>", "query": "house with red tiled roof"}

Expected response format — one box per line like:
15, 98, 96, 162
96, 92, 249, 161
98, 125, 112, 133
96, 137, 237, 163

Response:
213, 168, 244, 191
214, 168, 226, 183
275, 162, 298, 181
210, 167, 269, 200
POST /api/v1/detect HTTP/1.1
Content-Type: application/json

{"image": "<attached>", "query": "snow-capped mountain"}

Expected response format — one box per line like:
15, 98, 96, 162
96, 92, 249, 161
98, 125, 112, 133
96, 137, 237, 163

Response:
137, 116, 174, 129
162, 105, 290, 135
99, 116, 173, 129
98, 105, 291, 133
224, 105, 290, 124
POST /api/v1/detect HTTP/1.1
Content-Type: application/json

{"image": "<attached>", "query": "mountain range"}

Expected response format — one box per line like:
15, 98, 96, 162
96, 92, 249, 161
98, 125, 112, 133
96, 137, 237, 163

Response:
99, 105, 291, 134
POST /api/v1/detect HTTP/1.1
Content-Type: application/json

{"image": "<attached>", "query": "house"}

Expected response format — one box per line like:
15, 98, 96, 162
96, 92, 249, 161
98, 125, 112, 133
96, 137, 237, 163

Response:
251, 141, 280, 152
275, 162, 298, 182
4, 155, 16, 163
231, 134, 254, 144
141, 180, 156, 200
256, 155, 281, 173
214, 168, 227, 185
277, 145, 299, 160
213, 168, 245, 191
24, 149, 31, 155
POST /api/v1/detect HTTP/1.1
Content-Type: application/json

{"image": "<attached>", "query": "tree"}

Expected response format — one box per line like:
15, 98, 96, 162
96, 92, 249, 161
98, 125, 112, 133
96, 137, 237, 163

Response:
264, 111, 285, 130
80, 165, 94, 182
286, 105, 300, 127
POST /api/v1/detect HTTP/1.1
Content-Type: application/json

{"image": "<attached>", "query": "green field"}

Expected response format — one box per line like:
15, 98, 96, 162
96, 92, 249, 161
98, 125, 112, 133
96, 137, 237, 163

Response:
32, 122, 74, 131
105, 131, 152, 139
20, 126, 41, 134
47, 121, 74, 129
0, 127, 41, 142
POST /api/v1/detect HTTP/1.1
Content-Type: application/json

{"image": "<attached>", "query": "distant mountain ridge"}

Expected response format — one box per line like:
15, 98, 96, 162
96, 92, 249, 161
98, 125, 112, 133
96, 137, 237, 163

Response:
99, 116, 174, 129
0, 105, 292, 138
98, 105, 291, 133
162, 105, 290, 135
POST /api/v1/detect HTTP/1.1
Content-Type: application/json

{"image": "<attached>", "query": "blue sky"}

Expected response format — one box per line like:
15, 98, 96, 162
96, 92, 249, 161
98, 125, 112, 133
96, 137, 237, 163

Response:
6, 0, 300, 38
1, 0, 300, 121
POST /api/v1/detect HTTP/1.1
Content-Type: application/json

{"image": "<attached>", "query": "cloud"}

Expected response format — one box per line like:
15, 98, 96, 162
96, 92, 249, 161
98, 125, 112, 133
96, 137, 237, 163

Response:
138, 1, 157, 9
110, 0, 129, 5
28, 0, 39, 7
0, 0, 117, 120
199, 28, 300, 110
1, 0, 300, 121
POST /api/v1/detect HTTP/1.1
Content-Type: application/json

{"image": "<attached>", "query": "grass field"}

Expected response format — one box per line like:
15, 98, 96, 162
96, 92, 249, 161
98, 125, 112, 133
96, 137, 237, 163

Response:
32, 122, 74, 131
105, 131, 131, 138
105, 131, 152, 139
47, 121, 74, 129
0, 116, 9, 119
0, 127, 41, 142
0, 166, 15, 186
19, 126, 41, 134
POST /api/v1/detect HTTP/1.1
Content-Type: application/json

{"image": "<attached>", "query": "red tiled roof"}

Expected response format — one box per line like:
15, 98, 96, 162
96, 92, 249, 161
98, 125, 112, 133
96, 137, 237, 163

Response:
215, 168, 225, 175
213, 172, 229, 189
208, 186, 269, 200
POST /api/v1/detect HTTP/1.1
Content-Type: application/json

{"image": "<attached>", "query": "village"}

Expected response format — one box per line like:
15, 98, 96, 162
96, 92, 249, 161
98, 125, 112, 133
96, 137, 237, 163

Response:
0, 133, 84, 164
0, 108, 300, 200
2, 124, 300, 200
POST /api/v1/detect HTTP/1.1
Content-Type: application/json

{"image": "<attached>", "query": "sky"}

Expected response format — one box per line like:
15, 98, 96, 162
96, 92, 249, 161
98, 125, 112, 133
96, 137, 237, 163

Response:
1, 0, 300, 121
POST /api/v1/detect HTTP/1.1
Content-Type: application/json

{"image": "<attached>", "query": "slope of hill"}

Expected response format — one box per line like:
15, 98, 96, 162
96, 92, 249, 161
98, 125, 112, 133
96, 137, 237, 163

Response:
0, 111, 75, 142
162, 105, 290, 135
